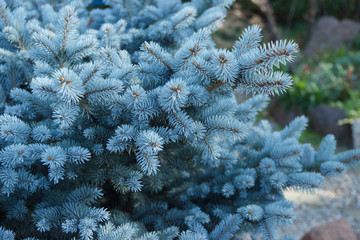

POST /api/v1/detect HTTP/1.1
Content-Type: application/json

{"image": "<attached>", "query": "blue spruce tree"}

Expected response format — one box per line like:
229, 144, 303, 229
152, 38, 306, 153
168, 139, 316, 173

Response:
0, 0, 358, 239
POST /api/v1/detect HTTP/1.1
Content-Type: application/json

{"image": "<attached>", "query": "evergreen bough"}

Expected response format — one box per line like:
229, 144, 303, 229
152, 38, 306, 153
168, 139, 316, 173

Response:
0, 0, 358, 239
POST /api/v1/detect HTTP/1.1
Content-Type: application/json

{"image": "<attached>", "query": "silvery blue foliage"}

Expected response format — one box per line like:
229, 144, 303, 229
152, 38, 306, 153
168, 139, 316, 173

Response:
0, 0, 359, 239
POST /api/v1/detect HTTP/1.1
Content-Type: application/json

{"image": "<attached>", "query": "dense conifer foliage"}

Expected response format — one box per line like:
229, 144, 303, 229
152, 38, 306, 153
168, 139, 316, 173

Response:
0, 0, 358, 239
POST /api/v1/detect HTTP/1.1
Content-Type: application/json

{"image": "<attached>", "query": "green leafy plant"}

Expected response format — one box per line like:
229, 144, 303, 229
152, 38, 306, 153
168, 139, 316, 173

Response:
279, 47, 360, 114
333, 90, 360, 125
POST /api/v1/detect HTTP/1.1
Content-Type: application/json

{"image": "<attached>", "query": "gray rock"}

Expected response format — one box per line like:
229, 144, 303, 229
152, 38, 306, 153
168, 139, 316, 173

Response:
268, 101, 304, 128
304, 16, 360, 56
301, 219, 357, 240
310, 104, 352, 148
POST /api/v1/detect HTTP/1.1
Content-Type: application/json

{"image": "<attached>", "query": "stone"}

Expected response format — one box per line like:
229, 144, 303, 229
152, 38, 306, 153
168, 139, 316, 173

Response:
301, 219, 357, 240
267, 100, 304, 128
304, 16, 360, 56
352, 118, 360, 149
310, 104, 352, 148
